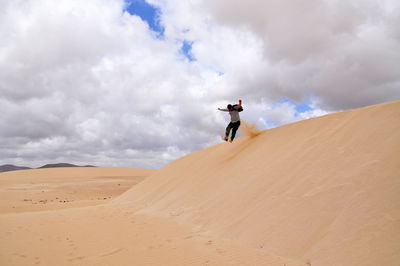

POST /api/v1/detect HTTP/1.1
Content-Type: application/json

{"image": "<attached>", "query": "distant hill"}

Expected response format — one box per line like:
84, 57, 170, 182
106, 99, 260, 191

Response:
0, 163, 96, 173
38, 163, 96, 169
0, 164, 32, 173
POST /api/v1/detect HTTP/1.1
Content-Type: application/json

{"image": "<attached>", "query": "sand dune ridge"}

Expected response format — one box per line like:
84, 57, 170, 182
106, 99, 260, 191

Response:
114, 100, 400, 265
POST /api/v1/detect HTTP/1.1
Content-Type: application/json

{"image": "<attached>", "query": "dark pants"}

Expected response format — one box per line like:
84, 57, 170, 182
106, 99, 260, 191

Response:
225, 120, 241, 141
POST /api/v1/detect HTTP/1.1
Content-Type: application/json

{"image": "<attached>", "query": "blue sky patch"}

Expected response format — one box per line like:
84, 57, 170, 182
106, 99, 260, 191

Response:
294, 101, 313, 113
180, 40, 195, 62
281, 97, 314, 114
124, 0, 164, 37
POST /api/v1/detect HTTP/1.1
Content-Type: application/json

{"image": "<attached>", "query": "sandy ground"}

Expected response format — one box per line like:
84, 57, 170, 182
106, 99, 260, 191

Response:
1, 100, 399, 266
0, 168, 301, 266
0, 168, 155, 213
0, 206, 302, 266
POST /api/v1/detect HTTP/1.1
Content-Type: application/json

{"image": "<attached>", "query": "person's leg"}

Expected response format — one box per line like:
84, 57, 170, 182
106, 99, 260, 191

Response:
230, 121, 241, 141
225, 122, 233, 141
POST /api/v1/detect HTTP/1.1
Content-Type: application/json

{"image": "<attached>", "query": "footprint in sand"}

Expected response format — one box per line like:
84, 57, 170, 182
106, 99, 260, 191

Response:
216, 248, 225, 254
100, 248, 124, 257
205, 240, 213, 245
67, 238, 78, 251
69, 256, 85, 262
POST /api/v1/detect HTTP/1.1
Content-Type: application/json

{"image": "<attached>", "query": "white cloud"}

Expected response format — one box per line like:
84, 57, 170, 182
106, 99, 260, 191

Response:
0, 0, 398, 168
198, 0, 400, 110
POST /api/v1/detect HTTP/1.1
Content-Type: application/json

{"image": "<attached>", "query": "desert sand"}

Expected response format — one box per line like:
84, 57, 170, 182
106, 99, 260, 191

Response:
1, 100, 399, 266
0, 167, 155, 213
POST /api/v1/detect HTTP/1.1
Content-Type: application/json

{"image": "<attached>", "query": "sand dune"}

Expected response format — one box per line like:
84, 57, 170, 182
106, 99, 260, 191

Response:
1, 100, 399, 266
0, 205, 302, 266
0, 169, 300, 265
114, 100, 400, 265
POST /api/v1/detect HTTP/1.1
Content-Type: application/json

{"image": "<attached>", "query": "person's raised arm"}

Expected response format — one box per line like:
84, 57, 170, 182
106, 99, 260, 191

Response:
232, 99, 243, 110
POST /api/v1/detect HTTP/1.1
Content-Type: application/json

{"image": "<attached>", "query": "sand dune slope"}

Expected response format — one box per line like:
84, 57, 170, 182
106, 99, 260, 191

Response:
0, 169, 300, 265
0, 204, 302, 266
115, 100, 400, 265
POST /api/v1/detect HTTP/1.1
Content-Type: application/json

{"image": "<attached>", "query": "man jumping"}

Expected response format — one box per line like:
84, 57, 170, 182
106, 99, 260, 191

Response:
218, 99, 243, 143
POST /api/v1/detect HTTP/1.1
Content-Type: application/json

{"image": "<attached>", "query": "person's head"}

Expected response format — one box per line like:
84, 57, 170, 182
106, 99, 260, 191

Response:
227, 104, 233, 111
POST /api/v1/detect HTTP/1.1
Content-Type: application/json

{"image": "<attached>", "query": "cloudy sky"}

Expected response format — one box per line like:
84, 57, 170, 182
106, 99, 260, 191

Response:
1, 0, 399, 169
